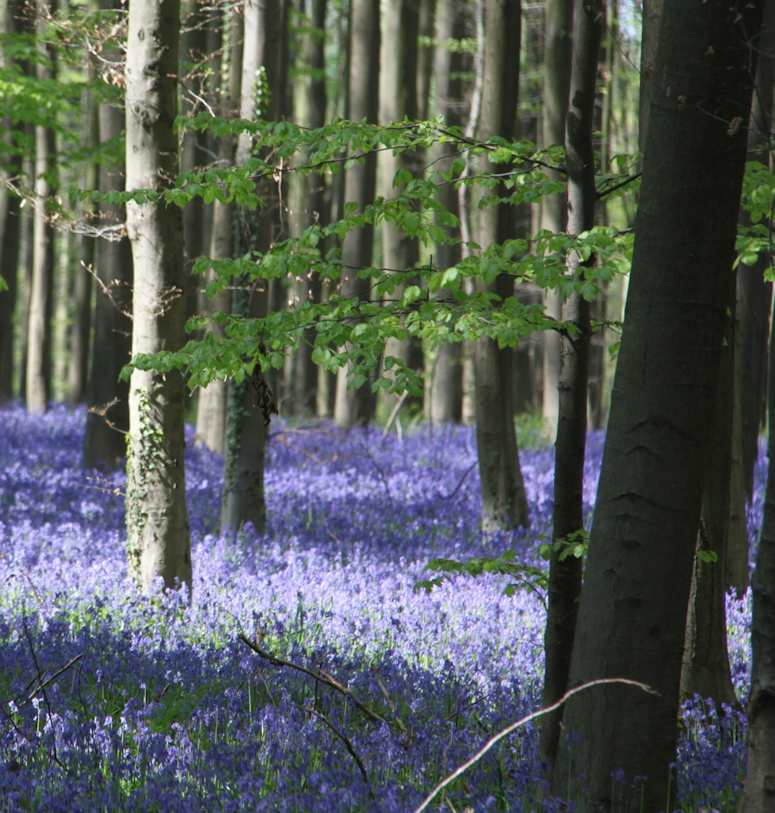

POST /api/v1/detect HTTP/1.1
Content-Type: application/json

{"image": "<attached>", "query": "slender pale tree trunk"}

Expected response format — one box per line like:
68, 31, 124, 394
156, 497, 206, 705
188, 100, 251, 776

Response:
0, 0, 22, 400
333, 0, 380, 427
83, 29, 132, 470
541, 0, 572, 438
428, 0, 464, 425
286, 0, 326, 417
125, 0, 192, 591
68, 47, 97, 405
17, 143, 34, 401
376, 0, 421, 419
740, 265, 775, 813
472, 0, 529, 532
540, 0, 601, 773
553, 1, 764, 807
26, 0, 57, 415
220, 0, 284, 535
195, 6, 242, 454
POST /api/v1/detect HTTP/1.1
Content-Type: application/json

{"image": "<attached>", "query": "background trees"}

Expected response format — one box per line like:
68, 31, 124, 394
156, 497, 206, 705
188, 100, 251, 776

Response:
2, 0, 775, 807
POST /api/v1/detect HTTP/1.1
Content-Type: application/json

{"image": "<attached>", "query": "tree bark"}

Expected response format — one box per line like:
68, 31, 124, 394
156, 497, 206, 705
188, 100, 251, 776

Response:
376, 0, 421, 419
540, 0, 600, 773
679, 298, 738, 707
220, 0, 284, 535
0, 0, 22, 401
472, 0, 529, 532
195, 5, 243, 454
740, 268, 775, 813
729, 3, 775, 595
553, 1, 763, 807
286, 0, 326, 418
26, 0, 57, 415
427, 0, 464, 425
638, 0, 663, 156
83, 20, 132, 471
333, 0, 380, 427
125, 0, 192, 591
540, 0, 572, 438
67, 48, 97, 405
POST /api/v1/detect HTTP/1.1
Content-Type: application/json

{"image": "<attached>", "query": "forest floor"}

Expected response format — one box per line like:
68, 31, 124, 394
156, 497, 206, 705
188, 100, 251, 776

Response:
0, 405, 758, 811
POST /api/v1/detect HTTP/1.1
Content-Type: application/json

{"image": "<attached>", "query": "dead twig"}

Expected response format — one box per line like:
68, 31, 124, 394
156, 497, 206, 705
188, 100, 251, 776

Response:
237, 634, 389, 727
306, 705, 375, 798
413, 677, 659, 813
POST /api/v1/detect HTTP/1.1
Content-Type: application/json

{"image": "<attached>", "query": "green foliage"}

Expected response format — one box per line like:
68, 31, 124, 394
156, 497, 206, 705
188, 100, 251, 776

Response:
415, 550, 548, 598
538, 529, 590, 563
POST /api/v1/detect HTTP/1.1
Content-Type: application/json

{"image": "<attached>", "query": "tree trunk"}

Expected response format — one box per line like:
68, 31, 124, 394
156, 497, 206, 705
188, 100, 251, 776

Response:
195, 5, 243, 454
286, 0, 326, 418
67, 49, 97, 405
679, 299, 738, 707
473, 0, 529, 532
125, 0, 192, 591
26, 0, 57, 415
739, 266, 775, 813
17, 143, 34, 401
416, 0, 435, 122
638, 0, 663, 156
540, 0, 572, 439
333, 0, 380, 428
553, 1, 763, 807
540, 0, 600, 773
427, 0, 464, 425
83, 17, 132, 471
181, 0, 209, 321
0, 0, 22, 401
376, 0, 421, 419
729, 4, 775, 595
220, 0, 284, 535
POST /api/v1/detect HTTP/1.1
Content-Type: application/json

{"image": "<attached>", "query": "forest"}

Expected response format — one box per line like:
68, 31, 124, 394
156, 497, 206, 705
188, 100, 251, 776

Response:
0, 0, 773, 810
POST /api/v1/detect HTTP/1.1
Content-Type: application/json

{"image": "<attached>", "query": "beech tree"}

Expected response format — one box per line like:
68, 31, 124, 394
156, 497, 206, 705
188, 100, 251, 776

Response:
540, 0, 601, 772
554, 0, 764, 807
125, 0, 191, 590
194, 6, 243, 454
333, 0, 380, 428
26, 0, 57, 414
540, 0, 572, 438
472, 0, 529, 531
220, 0, 285, 536
83, 8, 132, 470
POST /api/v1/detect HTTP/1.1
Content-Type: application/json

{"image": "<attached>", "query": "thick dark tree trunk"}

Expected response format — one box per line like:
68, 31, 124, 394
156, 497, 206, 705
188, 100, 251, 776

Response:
540, 0, 600, 774
220, 0, 284, 534
83, 47, 132, 470
473, 0, 529, 532
333, 0, 380, 427
740, 271, 775, 813
286, 0, 326, 418
17, 144, 33, 401
125, 0, 192, 591
195, 5, 242, 455
26, 0, 57, 415
0, 0, 22, 400
541, 0, 572, 438
553, 1, 763, 808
